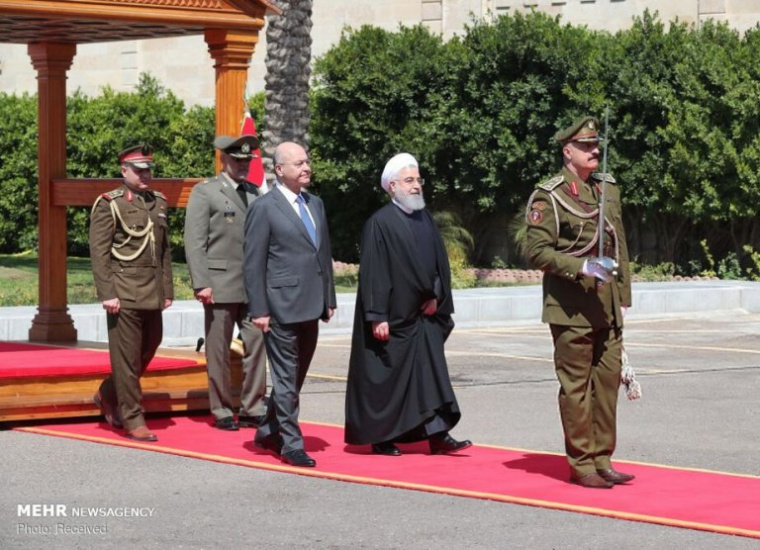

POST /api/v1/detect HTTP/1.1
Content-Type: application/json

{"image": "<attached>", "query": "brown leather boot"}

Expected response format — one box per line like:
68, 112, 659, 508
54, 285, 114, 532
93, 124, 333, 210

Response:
570, 472, 614, 489
597, 468, 635, 484
125, 426, 158, 442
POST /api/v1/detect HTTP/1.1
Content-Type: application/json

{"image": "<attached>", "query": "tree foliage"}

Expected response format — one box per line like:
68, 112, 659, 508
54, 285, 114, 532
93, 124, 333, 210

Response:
0, 92, 38, 252
311, 24, 461, 260
311, 11, 760, 273
0, 75, 265, 259
5, 11, 760, 276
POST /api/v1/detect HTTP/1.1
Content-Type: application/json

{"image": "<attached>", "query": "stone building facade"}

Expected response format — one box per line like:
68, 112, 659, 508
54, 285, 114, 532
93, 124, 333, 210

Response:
0, 1, 757, 107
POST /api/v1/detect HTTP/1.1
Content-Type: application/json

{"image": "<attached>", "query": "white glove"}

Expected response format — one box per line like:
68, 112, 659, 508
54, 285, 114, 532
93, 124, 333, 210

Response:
621, 306, 628, 318
580, 259, 614, 283
621, 348, 642, 401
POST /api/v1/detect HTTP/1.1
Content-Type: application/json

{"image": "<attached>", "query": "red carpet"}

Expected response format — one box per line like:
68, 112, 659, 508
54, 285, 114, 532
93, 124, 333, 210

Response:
15, 416, 760, 540
0, 341, 198, 377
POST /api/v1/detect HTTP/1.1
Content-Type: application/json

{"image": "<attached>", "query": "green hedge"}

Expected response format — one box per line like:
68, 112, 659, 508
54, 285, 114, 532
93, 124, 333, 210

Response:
310, 11, 760, 274
0, 74, 266, 261
4, 12, 760, 277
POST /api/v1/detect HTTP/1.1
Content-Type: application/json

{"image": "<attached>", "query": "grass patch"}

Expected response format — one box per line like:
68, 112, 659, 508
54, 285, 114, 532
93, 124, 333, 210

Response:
0, 252, 196, 306
0, 252, 358, 307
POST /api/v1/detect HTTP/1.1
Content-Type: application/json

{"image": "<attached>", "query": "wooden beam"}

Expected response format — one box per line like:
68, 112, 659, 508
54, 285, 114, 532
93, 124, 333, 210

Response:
52, 178, 202, 208
0, 0, 269, 30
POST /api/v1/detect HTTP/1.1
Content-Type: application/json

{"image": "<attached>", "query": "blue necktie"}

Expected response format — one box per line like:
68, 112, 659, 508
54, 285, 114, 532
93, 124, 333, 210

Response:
296, 194, 317, 246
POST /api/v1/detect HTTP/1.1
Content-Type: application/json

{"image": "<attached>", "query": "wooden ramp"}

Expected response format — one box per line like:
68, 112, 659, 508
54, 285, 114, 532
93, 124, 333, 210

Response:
0, 341, 241, 424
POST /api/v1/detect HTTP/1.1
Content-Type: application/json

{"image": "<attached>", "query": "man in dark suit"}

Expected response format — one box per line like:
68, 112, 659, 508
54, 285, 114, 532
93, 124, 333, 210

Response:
184, 135, 268, 432
244, 141, 336, 467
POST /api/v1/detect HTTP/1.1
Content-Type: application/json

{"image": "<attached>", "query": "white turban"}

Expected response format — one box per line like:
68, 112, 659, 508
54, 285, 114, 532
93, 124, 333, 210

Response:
380, 153, 418, 192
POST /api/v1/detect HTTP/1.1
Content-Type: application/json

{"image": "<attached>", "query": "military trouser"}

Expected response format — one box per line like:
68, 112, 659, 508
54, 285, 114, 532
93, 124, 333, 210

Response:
550, 324, 622, 477
103, 308, 162, 431
203, 303, 267, 420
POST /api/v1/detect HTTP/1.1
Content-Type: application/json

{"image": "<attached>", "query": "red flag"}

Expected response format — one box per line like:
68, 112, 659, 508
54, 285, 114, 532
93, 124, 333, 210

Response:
241, 110, 268, 191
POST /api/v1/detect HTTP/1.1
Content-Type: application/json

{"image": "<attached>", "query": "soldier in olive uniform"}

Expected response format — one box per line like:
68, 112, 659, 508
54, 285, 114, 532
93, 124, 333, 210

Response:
90, 144, 174, 443
524, 116, 634, 489
184, 135, 268, 431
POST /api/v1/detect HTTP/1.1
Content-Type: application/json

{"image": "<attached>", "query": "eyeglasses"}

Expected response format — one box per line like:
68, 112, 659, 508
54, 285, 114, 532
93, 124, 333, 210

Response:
279, 160, 312, 168
392, 177, 425, 187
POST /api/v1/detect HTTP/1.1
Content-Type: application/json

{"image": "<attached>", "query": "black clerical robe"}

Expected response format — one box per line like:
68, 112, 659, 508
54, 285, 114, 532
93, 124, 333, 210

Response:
344, 202, 462, 445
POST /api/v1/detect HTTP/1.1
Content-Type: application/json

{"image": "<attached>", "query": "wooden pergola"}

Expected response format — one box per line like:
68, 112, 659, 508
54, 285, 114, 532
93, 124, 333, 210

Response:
0, 0, 281, 343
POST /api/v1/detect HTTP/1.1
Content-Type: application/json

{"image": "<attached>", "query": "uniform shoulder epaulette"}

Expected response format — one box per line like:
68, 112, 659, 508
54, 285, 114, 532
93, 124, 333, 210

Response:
537, 175, 565, 192
100, 189, 124, 201
153, 190, 167, 201
591, 172, 616, 184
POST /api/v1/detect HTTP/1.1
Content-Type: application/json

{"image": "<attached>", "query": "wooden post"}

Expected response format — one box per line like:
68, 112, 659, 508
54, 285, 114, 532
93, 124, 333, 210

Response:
28, 42, 78, 343
205, 29, 259, 173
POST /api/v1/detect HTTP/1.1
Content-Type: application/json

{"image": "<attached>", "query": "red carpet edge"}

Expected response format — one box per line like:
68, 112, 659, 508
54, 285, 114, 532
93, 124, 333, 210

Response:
14, 421, 760, 541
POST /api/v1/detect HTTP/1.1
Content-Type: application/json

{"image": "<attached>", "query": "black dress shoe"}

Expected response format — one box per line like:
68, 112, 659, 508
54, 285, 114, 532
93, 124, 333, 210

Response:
281, 449, 316, 467
253, 435, 284, 455
597, 468, 635, 484
213, 417, 239, 431
570, 472, 614, 489
93, 391, 123, 430
371, 442, 402, 456
429, 433, 473, 454
238, 415, 265, 428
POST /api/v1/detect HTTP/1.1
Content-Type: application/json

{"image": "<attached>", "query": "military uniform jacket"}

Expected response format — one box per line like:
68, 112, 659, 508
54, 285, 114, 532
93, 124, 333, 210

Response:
524, 167, 631, 328
89, 185, 174, 310
184, 172, 261, 304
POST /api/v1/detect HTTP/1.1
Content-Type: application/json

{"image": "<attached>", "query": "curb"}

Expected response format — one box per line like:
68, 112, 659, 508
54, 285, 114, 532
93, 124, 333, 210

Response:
2, 281, 760, 346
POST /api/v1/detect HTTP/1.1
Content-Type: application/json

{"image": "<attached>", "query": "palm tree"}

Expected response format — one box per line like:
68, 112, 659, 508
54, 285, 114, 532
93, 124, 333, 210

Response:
261, 0, 312, 173
433, 211, 474, 266
433, 211, 477, 288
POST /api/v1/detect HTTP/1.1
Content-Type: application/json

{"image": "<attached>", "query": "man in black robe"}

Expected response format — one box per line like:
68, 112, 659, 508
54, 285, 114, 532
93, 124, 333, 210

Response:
344, 153, 472, 456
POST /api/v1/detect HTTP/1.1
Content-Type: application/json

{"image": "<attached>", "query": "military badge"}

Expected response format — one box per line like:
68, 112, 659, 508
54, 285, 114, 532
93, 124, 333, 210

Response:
531, 201, 546, 211
224, 204, 235, 223
529, 210, 543, 224
241, 143, 251, 154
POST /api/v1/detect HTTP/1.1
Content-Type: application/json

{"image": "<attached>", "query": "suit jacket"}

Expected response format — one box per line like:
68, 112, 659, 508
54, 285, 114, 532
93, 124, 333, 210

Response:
89, 185, 173, 310
524, 168, 631, 329
243, 184, 336, 324
184, 173, 262, 304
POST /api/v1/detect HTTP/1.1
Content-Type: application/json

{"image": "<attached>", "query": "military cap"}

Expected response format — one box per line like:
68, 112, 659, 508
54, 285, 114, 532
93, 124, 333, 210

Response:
118, 144, 154, 169
554, 116, 601, 145
214, 135, 260, 159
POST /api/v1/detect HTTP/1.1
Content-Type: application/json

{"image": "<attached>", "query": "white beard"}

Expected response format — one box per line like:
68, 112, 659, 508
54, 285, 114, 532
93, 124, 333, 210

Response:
395, 191, 426, 211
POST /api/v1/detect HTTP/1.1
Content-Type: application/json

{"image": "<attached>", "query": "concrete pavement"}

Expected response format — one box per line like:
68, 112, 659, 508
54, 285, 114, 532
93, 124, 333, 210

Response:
1, 281, 759, 548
